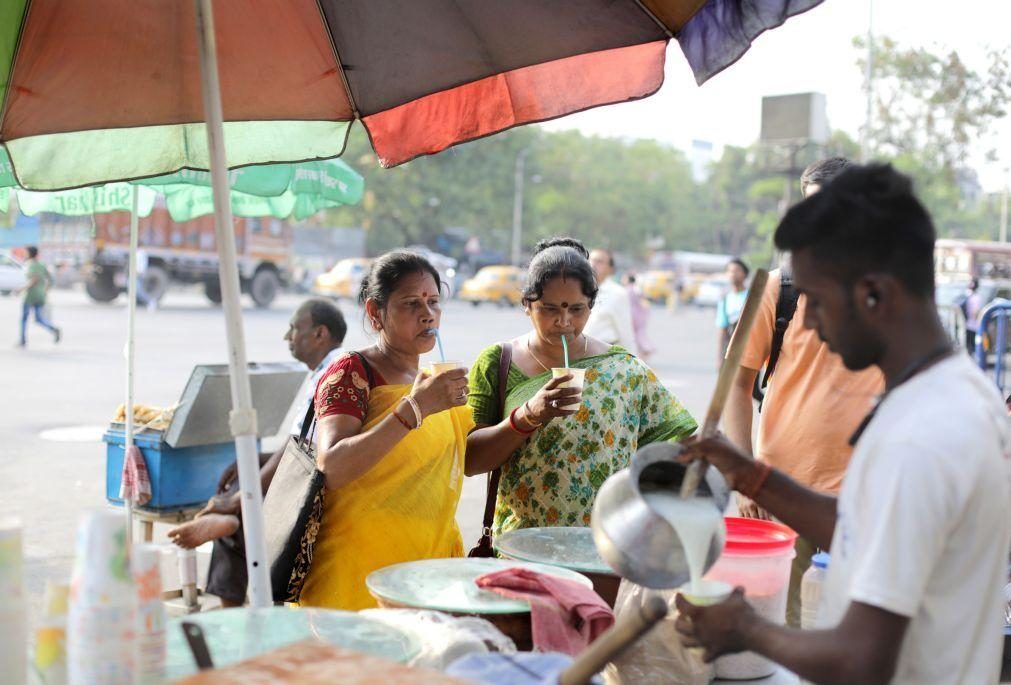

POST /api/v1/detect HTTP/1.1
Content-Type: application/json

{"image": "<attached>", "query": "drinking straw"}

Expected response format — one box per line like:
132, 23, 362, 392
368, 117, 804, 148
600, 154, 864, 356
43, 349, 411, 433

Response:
434, 329, 446, 362
561, 334, 570, 368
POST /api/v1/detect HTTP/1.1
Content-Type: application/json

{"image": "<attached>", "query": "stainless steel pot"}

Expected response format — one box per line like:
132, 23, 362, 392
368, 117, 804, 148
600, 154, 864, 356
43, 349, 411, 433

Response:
591, 442, 729, 589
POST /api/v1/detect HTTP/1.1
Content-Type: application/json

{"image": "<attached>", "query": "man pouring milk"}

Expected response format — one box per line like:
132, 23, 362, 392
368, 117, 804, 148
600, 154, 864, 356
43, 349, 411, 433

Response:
676, 164, 1011, 684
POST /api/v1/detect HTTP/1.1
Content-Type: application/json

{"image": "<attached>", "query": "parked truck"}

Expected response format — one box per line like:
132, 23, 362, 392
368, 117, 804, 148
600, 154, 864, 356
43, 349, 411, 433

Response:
86, 206, 290, 307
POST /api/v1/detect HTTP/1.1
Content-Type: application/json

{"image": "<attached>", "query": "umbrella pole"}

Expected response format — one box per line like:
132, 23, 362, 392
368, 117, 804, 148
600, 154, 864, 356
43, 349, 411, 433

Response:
194, 0, 272, 608
124, 187, 139, 550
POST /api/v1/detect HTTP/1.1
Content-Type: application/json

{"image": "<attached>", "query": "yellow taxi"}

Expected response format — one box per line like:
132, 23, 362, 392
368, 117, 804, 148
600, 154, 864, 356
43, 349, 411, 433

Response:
458, 265, 525, 307
638, 270, 677, 304
313, 257, 372, 300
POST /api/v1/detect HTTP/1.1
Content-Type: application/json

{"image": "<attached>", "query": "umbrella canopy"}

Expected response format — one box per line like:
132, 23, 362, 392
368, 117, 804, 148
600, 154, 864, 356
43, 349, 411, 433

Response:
15, 184, 157, 217
1, 0, 822, 190
149, 158, 365, 222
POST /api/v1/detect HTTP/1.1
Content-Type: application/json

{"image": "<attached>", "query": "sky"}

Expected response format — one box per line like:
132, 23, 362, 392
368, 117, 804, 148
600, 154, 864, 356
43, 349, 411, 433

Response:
542, 0, 1011, 192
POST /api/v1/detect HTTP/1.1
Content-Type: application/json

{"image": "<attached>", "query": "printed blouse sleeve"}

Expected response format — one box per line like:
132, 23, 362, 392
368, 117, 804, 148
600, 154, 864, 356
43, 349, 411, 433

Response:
314, 353, 372, 422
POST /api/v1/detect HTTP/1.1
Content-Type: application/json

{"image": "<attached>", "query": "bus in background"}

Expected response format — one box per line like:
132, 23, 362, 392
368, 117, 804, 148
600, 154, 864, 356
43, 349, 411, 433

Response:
934, 239, 1011, 350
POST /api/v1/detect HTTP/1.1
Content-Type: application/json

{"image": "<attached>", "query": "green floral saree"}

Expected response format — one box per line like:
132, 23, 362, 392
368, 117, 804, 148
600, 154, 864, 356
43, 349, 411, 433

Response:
468, 345, 697, 535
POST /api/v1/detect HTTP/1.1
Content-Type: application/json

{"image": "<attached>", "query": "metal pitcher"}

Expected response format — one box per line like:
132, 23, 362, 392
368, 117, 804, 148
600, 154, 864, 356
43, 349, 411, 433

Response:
591, 442, 729, 589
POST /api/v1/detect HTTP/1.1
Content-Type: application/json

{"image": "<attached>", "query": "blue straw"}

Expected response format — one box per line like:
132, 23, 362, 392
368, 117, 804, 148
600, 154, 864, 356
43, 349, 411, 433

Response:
434, 328, 446, 362
561, 334, 569, 368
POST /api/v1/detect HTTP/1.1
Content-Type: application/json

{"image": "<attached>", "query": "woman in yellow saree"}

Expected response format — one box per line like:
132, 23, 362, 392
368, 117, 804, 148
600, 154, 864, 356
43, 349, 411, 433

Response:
299, 252, 472, 610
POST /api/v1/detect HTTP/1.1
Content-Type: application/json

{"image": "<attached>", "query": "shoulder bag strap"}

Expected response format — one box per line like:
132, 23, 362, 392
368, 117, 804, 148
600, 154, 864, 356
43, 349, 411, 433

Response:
481, 342, 513, 537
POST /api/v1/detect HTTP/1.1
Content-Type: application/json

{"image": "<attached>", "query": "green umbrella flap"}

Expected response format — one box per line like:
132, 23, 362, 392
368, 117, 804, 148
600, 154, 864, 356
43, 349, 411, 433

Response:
287, 159, 364, 204
16, 182, 157, 217
162, 184, 348, 222
136, 163, 292, 197
0, 147, 17, 188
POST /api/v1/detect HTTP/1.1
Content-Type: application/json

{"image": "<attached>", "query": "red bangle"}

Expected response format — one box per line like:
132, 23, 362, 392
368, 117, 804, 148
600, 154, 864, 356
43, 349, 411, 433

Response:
508, 406, 537, 435
392, 408, 414, 431
742, 461, 772, 499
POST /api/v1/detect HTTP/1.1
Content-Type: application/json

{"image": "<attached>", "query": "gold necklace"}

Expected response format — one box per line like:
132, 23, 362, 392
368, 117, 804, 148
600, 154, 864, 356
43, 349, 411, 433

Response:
526, 335, 587, 372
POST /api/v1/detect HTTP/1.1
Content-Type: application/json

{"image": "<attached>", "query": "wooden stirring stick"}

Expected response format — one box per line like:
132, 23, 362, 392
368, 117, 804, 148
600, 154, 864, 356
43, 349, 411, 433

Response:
680, 269, 769, 498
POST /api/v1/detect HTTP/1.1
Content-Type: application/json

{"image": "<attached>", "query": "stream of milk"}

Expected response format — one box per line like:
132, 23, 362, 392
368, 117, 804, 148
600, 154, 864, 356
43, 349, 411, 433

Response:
642, 492, 722, 593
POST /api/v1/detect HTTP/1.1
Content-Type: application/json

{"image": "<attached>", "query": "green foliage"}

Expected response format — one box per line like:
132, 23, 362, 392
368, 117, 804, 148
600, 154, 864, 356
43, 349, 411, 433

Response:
322, 37, 1007, 262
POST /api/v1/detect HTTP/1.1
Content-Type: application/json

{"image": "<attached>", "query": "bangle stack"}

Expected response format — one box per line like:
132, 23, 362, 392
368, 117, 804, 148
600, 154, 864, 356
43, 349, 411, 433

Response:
508, 406, 537, 435
522, 401, 543, 427
401, 395, 423, 428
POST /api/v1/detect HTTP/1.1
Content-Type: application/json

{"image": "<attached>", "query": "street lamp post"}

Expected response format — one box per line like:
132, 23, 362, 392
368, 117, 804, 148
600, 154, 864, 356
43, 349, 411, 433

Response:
511, 148, 529, 266
1000, 167, 1009, 243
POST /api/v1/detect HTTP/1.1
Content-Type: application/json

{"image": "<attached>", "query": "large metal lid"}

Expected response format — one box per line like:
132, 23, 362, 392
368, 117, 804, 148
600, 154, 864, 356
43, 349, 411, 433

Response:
164, 362, 307, 448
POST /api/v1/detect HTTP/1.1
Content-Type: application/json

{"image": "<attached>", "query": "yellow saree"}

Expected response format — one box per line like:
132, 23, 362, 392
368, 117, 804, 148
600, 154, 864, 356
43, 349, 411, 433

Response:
299, 384, 473, 610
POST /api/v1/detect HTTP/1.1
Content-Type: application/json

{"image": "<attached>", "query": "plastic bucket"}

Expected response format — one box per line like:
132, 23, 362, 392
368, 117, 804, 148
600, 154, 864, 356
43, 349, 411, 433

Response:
705, 517, 797, 680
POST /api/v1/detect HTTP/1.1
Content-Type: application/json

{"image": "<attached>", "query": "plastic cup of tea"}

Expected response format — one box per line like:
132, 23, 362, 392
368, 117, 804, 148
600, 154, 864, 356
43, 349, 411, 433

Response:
678, 579, 734, 607
551, 367, 586, 407
431, 361, 463, 375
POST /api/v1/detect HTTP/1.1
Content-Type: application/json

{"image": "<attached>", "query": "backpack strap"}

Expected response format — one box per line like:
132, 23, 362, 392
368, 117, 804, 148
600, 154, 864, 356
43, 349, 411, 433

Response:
760, 273, 800, 396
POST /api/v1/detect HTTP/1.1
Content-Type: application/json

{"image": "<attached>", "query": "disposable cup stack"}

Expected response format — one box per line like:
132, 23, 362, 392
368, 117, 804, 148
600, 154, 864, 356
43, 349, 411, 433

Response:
0, 517, 28, 685
67, 510, 137, 685
34, 582, 70, 685
133, 544, 166, 685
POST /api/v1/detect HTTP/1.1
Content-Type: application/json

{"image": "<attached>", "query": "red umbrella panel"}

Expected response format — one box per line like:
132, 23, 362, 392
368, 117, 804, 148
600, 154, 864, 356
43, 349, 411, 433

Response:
0, 0, 823, 190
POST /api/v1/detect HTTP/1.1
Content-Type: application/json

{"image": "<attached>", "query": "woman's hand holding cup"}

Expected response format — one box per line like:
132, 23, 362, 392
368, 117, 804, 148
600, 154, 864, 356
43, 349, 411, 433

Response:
411, 365, 469, 418
524, 373, 582, 424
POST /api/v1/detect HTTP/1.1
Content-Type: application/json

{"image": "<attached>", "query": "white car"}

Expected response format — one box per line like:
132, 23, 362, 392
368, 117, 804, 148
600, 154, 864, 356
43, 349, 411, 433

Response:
0, 251, 25, 295
694, 277, 730, 308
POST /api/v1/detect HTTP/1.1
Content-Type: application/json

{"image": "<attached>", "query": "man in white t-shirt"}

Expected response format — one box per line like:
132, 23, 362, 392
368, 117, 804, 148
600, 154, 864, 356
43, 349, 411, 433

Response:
585, 248, 636, 351
168, 298, 346, 606
674, 164, 1011, 684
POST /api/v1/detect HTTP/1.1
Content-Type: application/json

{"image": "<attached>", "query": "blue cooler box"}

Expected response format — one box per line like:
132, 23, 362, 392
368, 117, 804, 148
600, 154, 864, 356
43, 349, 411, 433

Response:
105, 429, 244, 510
104, 362, 307, 512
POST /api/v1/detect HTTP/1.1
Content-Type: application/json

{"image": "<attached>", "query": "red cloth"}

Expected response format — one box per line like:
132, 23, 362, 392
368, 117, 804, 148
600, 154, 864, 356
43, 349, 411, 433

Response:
120, 444, 152, 506
475, 567, 614, 655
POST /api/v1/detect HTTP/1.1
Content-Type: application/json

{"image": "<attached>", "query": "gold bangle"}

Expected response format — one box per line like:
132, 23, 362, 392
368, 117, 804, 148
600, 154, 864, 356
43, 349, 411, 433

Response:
522, 401, 543, 427
402, 395, 423, 427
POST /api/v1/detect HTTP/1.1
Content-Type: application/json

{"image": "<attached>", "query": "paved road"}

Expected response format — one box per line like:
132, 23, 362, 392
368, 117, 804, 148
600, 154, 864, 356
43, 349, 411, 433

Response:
0, 286, 719, 622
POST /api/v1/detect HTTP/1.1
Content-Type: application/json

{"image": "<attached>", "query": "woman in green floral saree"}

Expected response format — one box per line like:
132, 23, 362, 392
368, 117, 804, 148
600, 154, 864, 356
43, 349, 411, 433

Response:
466, 238, 697, 535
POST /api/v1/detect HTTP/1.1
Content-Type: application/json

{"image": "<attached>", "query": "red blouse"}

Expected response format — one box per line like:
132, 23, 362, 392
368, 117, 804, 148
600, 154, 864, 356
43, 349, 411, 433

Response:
314, 353, 386, 422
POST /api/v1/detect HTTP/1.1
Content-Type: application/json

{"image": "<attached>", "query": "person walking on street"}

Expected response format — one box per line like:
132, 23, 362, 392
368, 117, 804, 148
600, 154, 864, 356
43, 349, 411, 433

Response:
16, 245, 60, 348
722, 158, 884, 628
962, 278, 984, 354
676, 163, 1010, 685
584, 248, 636, 351
716, 258, 749, 364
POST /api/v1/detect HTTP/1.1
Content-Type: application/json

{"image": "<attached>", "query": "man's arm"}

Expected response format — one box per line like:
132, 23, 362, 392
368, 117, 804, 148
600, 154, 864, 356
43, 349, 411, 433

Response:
677, 592, 908, 685
680, 435, 836, 548
723, 366, 758, 454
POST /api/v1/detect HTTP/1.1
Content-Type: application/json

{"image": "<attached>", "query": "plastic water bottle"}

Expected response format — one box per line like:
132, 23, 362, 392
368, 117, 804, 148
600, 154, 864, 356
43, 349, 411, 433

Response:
800, 552, 830, 630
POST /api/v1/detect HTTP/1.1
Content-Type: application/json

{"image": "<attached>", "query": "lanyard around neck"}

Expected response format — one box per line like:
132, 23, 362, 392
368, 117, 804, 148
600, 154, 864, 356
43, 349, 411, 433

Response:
848, 344, 955, 447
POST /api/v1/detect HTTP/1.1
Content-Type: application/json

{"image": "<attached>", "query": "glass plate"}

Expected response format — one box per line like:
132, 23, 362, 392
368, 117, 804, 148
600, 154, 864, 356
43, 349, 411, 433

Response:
366, 558, 593, 615
495, 527, 615, 575
164, 606, 419, 679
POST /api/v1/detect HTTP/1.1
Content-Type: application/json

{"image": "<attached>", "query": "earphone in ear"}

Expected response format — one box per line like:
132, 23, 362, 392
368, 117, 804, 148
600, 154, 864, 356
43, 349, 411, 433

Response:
866, 294, 879, 308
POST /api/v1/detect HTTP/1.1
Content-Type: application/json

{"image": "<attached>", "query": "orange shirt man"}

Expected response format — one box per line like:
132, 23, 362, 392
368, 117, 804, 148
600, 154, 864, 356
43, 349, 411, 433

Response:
723, 158, 884, 626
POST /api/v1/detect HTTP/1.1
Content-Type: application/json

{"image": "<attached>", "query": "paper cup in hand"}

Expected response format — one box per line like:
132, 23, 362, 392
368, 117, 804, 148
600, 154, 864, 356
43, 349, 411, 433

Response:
431, 361, 463, 375
551, 368, 586, 408
678, 579, 733, 607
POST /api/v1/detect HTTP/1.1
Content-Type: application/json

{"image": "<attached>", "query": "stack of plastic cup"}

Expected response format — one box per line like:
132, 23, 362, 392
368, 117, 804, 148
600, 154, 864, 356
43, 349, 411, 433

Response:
0, 517, 27, 685
133, 544, 166, 685
67, 510, 137, 685
34, 582, 70, 685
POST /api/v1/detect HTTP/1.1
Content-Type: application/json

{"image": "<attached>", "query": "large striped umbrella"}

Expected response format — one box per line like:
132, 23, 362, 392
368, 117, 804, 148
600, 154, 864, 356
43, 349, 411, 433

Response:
0, 0, 823, 608
0, 0, 822, 190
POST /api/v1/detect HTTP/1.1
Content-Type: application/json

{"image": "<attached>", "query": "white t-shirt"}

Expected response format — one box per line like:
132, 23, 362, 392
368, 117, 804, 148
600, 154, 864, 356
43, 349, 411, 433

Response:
584, 278, 635, 350
289, 347, 342, 437
819, 354, 1011, 684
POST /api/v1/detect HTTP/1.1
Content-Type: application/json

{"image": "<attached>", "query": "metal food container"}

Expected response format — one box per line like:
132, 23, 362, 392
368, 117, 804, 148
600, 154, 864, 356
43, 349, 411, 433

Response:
104, 362, 306, 510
